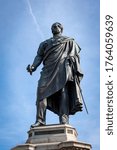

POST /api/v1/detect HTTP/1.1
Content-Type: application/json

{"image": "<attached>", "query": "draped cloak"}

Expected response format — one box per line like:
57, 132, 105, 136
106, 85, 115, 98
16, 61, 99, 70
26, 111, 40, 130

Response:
32, 36, 83, 115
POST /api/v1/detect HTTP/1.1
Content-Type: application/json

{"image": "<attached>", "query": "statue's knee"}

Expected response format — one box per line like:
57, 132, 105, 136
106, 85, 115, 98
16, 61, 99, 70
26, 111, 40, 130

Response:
39, 98, 47, 107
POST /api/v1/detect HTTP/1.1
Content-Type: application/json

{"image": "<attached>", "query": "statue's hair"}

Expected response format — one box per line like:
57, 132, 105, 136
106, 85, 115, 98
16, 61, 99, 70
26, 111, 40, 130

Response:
51, 22, 63, 33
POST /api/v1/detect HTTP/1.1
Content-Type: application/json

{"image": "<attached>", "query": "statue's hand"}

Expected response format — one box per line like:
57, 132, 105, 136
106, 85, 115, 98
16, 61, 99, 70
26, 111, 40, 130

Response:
26, 64, 35, 75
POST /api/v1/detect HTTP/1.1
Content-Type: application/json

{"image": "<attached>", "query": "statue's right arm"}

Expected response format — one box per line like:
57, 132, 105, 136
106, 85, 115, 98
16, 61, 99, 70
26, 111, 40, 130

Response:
32, 42, 44, 70
27, 42, 44, 75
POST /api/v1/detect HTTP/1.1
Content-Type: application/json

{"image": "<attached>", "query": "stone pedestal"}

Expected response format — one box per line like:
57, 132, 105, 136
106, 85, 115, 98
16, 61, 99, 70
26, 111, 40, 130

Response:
11, 124, 92, 150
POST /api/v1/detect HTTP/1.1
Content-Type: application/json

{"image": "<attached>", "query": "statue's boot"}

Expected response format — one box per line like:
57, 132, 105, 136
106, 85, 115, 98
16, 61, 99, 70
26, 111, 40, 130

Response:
59, 114, 69, 124
31, 120, 45, 128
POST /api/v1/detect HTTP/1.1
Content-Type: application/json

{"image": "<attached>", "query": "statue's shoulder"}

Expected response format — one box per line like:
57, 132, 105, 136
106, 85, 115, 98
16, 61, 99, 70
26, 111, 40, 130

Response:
41, 38, 53, 46
39, 39, 51, 49
62, 36, 81, 51
61, 36, 74, 41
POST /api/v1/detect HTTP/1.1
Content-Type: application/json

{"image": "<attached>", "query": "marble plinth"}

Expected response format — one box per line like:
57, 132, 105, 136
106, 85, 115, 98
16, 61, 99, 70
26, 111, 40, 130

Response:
11, 124, 92, 150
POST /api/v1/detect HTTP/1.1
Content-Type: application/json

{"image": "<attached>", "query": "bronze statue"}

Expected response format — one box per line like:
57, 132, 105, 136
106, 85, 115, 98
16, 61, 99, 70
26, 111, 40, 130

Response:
27, 22, 83, 127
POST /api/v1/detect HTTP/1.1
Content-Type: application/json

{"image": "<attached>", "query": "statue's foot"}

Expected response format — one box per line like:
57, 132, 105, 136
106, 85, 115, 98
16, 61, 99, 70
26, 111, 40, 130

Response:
31, 121, 45, 128
59, 114, 69, 124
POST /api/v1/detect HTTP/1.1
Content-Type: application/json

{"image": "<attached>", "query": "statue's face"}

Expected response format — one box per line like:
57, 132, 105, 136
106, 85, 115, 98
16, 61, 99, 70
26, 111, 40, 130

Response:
51, 23, 62, 35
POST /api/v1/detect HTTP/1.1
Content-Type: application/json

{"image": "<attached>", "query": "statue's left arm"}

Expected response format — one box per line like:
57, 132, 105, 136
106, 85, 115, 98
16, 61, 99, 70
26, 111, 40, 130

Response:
73, 40, 83, 79
75, 42, 81, 63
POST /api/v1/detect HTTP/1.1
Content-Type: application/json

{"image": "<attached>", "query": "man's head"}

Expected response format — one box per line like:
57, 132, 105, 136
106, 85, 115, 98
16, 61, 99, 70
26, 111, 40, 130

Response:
51, 22, 63, 35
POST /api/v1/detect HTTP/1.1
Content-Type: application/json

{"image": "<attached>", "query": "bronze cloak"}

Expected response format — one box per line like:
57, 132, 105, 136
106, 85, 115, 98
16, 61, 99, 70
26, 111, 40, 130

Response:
32, 36, 83, 115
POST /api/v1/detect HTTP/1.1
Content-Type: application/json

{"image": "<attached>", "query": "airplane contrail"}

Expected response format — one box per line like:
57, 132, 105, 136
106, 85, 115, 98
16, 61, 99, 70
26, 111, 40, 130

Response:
26, 0, 44, 40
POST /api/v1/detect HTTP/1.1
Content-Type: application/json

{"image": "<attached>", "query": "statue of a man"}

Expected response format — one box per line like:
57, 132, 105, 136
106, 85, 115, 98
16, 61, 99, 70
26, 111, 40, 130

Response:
27, 22, 83, 127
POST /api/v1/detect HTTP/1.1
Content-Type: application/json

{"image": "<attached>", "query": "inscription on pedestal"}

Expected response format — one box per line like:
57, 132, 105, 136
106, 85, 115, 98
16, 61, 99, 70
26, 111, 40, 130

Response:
34, 129, 64, 136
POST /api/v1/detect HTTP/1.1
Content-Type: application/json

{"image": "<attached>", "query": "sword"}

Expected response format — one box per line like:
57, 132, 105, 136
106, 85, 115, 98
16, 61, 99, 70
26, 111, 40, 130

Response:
75, 76, 89, 114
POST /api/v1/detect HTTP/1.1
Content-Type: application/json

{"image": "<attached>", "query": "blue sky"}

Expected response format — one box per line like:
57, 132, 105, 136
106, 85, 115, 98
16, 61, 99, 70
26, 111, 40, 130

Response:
0, 0, 100, 150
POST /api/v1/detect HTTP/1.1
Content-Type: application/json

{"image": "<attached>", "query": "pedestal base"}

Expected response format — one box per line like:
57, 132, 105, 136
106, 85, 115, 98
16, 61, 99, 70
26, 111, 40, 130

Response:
11, 124, 92, 150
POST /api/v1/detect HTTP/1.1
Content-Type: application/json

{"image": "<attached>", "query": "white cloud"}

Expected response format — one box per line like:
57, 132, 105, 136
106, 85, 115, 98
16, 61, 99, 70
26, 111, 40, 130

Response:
26, 0, 44, 40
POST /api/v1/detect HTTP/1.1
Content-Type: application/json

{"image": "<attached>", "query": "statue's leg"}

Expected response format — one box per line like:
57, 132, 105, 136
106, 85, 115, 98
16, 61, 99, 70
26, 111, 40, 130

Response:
36, 98, 47, 124
31, 98, 47, 128
59, 84, 69, 124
